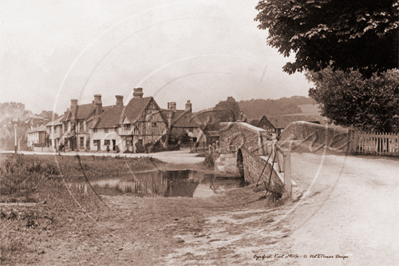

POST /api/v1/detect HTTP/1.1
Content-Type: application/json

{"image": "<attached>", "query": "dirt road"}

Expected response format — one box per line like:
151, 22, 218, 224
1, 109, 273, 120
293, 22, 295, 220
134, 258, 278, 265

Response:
158, 152, 399, 265
285, 152, 399, 266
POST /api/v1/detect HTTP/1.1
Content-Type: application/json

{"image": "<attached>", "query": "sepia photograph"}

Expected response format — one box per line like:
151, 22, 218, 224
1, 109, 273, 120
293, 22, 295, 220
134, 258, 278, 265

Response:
1, 0, 398, 265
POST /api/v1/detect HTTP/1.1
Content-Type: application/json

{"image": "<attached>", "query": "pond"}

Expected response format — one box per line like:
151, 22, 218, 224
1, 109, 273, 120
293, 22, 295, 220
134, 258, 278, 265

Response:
68, 170, 248, 198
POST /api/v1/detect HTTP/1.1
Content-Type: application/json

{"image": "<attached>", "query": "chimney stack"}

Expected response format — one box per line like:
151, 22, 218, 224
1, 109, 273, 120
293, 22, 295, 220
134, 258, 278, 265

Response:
133, 88, 143, 98
115, 95, 124, 107
167, 102, 176, 111
94, 94, 102, 104
71, 99, 78, 119
94, 94, 102, 116
185, 100, 192, 113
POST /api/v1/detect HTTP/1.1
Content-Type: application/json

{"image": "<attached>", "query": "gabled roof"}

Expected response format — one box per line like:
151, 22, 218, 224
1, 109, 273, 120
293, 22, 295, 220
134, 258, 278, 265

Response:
257, 115, 275, 129
61, 110, 70, 122
75, 103, 96, 120
61, 104, 113, 122
27, 125, 46, 133
92, 106, 124, 129
121, 97, 152, 124
45, 115, 64, 126
170, 110, 199, 128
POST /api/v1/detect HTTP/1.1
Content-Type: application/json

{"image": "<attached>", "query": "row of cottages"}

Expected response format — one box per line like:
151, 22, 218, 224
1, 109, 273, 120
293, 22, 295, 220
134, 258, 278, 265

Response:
256, 115, 325, 136
60, 94, 110, 151
51, 87, 203, 153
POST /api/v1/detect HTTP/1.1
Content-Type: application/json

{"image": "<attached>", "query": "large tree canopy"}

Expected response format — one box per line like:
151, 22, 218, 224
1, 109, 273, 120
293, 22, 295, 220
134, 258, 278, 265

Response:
307, 68, 399, 132
255, 0, 399, 76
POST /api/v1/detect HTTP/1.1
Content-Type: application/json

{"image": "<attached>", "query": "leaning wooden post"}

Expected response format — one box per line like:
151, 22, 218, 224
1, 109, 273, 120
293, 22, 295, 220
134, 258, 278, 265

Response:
282, 142, 293, 199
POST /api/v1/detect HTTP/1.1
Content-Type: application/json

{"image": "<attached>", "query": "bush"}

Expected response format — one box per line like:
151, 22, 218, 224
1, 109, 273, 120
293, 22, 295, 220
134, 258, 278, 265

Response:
168, 144, 180, 151
135, 142, 145, 153
152, 140, 165, 153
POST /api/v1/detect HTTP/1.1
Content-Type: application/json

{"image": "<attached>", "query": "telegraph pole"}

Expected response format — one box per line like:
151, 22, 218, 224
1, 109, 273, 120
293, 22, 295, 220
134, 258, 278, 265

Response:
12, 119, 18, 154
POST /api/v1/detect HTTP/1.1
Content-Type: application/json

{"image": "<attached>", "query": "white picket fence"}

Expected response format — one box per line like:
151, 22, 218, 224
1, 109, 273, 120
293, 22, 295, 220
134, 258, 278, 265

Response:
351, 131, 399, 156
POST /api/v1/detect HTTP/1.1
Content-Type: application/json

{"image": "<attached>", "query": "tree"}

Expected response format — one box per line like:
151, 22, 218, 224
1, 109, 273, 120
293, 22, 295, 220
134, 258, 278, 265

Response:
238, 96, 313, 118
0, 102, 32, 150
307, 68, 399, 132
249, 118, 260, 126
38, 110, 58, 121
255, 0, 399, 76
214, 97, 241, 122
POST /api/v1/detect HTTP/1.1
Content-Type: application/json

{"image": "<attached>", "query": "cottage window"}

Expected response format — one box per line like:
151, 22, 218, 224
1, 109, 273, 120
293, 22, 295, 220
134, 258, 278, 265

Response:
104, 128, 108, 133
80, 137, 84, 148
124, 124, 131, 130
104, 140, 110, 146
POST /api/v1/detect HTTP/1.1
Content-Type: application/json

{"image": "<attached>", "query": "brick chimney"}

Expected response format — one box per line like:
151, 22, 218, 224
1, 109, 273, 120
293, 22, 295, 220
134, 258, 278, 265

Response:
94, 94, 102, 116
70, 99, 78, 120
185, 100, 192, 113
167, 102, 176, 111
115, 95, 124, 107
133, 88, 143, 98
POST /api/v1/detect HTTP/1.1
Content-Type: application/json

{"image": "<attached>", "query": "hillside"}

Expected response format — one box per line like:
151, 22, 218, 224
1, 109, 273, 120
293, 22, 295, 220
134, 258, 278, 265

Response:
238, 96, 317, 119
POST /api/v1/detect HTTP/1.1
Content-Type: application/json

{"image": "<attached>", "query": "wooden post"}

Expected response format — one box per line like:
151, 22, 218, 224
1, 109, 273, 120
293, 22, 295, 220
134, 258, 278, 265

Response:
257, 131, 263, 156
283, 150, 292, 198
348, 129, 353, 153
276, 142, 292, 199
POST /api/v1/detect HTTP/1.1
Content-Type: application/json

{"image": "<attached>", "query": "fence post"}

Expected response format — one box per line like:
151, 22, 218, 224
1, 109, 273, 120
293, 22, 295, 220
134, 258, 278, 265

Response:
282, 143, 292, 199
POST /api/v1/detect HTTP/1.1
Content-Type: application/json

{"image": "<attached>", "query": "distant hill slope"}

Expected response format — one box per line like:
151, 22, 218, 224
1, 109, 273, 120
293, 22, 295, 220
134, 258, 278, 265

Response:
238, 96, 317, 119
297, 104, 321, 116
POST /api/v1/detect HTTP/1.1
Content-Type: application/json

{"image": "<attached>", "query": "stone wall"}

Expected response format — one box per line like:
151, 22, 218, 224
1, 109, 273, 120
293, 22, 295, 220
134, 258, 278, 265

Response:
218, 122, 284, 195
241, 148, 284, 195
279, 122, 349, 152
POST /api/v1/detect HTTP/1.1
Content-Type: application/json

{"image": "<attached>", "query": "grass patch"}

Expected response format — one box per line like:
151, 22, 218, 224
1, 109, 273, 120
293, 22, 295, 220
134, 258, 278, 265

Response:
0, 153, 165, 264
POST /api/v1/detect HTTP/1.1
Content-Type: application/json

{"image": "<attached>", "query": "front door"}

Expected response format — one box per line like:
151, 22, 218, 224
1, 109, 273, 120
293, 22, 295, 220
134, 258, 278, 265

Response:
112, 140, 116, 151
94, 140, 101, 151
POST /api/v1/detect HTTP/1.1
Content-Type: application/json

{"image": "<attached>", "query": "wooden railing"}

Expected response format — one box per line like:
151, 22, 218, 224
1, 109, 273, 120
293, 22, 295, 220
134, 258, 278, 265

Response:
349, 131, 399, 156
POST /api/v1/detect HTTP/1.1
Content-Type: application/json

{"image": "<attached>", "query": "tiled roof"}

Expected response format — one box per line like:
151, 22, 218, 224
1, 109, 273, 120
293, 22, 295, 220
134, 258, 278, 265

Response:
268, 115, 322, 129
61, 104, 114, 122
75, 103, 96, 120
122, 97, 152, 124
92, 106, 124, 129
27, 125, 46, 133
60, 111, 70, 122
171, 110, 199, 128
45, 115, 64, 126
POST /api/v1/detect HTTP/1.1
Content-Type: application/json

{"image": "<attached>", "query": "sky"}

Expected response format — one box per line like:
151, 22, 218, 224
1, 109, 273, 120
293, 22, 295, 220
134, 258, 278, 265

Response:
0, 0, 313, 115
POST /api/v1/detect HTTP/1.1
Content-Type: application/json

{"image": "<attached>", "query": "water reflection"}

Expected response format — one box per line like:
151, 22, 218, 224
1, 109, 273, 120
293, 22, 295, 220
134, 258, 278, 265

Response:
68, 170, 247, 198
